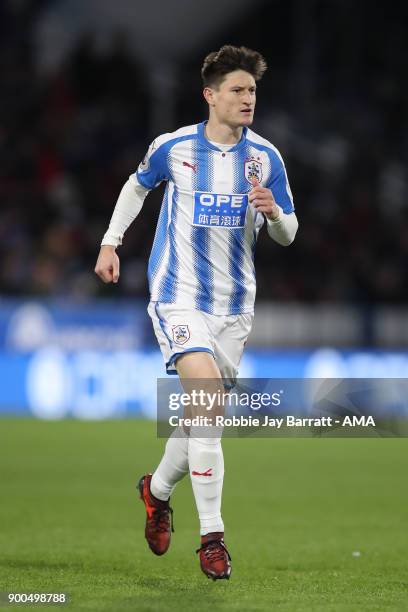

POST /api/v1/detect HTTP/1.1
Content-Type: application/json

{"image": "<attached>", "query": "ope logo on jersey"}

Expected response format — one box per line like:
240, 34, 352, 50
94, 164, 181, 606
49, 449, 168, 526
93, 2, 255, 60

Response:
192, 192, 248, 228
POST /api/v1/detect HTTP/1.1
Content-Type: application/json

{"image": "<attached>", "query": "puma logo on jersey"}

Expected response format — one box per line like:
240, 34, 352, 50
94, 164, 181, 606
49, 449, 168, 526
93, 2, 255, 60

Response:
192, 468, 213, 477
183, 161, 197, 172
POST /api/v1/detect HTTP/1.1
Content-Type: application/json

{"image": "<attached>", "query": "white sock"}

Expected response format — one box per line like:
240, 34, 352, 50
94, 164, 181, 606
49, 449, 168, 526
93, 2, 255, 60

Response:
188, 435, 224, 535
150, 426, 189, 501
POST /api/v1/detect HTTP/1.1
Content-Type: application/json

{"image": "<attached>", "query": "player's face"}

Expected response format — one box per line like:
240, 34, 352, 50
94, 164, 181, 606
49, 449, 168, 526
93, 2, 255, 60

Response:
208, 70, 256, 127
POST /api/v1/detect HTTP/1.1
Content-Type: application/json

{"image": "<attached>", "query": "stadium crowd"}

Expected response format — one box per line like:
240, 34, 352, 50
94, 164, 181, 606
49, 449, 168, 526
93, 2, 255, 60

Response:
1, 0, 407, 303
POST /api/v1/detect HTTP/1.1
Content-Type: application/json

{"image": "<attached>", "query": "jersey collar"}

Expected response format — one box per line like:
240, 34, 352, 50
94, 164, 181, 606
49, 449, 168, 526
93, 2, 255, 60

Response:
197, 121, 248, 152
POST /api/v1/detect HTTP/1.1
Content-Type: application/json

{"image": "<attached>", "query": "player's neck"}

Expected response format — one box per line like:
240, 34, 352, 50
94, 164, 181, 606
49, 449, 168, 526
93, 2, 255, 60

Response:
205, 119, 243, 145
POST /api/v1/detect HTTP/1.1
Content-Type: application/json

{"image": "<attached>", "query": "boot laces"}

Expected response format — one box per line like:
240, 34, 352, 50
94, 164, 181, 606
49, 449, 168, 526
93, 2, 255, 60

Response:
149, 506, 174, 533
196, 539, 231, 562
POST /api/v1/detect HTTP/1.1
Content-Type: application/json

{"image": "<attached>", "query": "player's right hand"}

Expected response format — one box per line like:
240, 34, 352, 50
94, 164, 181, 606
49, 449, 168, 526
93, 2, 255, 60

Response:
94, 245, 120, 284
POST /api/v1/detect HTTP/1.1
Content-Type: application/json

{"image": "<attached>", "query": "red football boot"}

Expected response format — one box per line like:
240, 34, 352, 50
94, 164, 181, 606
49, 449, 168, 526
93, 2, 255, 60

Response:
196, 532, 232, 580
138, 473, 174, 556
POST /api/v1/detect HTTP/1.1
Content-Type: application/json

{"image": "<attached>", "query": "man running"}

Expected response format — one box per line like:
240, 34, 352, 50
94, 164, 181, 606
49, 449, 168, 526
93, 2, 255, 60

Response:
95, 44, 298, 581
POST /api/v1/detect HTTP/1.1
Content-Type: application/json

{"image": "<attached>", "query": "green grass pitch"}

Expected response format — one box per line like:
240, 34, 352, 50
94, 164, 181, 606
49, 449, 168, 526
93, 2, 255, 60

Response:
0, 419, 407, 611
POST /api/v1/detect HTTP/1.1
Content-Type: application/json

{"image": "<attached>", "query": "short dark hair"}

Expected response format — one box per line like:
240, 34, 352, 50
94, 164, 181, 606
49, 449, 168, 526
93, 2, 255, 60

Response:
201, 45, 267, 88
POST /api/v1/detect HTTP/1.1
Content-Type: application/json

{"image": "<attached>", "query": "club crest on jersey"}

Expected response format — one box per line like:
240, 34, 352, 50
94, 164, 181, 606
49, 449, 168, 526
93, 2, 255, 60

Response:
244, 158, 263, 184
172, 324, 190, 345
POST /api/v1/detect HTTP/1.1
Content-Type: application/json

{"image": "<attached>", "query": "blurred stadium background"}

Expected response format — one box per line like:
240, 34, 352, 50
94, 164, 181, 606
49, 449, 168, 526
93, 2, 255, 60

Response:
0, 0, 408, 418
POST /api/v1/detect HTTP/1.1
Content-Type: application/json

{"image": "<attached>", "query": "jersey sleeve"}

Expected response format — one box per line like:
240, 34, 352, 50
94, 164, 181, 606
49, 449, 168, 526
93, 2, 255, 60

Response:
266, 151, 295, 214
135, 138, 170, 189
101, 175, 147, 247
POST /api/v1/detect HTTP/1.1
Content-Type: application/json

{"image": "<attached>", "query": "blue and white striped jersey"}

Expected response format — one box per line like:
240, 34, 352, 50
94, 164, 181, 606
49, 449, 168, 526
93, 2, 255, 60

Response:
136, 121, 294, 315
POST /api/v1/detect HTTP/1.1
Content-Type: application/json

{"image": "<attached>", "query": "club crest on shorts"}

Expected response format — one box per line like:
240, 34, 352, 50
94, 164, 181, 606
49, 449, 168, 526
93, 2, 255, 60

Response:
172, 324, 190, 345
244, 158, 263, 184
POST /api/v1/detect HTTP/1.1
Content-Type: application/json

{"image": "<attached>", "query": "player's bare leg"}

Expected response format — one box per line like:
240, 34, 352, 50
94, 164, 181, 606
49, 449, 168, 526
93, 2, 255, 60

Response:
176, 351, 232, 580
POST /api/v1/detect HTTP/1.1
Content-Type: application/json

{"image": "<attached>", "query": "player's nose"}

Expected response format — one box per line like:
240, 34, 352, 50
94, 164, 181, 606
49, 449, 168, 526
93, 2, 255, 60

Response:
242, 92, 252, 106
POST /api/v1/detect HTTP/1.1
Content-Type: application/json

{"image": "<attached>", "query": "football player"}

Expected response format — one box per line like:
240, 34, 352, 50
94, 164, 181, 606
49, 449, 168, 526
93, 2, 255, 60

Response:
95, 45, 298, 580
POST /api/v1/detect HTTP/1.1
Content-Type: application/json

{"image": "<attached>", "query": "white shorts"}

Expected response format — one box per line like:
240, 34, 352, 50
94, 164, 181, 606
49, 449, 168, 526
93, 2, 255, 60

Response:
148, 301, 253, 382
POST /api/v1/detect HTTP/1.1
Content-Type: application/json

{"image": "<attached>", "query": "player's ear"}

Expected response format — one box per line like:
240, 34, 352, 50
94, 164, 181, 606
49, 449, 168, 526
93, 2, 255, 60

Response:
203, 87, 215, 106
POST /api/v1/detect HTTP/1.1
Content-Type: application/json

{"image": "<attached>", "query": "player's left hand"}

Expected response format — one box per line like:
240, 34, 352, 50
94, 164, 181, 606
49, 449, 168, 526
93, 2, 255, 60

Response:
248, 177, 280, 220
